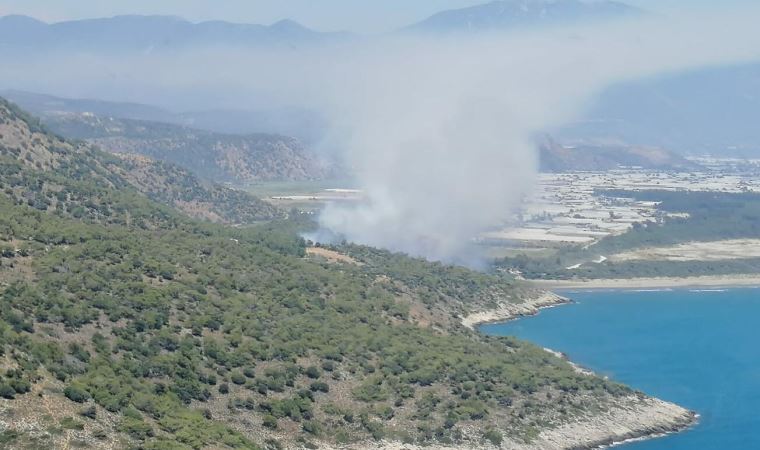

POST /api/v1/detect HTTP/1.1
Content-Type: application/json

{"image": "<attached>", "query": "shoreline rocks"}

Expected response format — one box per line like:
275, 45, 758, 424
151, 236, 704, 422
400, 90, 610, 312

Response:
451, 290, 699, 450
320, 290, 699, 450
461, 291, 570, 329
321, 397, 697, 450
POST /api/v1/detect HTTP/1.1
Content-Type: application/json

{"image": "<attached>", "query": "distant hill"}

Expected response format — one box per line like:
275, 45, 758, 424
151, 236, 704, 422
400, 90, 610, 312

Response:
0, 89, 176, 123
0, 97, 282, 224
0, 14, 349, 54
539, 136, 702, 172
405, 0, 642, 33
557, 62, 760, 156
36, 111, 331, 184
2, 90, 333, 183
1, 89, 328, 144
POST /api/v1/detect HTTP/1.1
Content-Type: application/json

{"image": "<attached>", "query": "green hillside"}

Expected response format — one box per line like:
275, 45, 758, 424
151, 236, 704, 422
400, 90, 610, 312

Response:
0, 99, 282, 225
0, 99, 632, 449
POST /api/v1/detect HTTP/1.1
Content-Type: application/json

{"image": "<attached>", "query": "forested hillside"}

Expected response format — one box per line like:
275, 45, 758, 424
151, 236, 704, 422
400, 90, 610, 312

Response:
0, 99, 282, 224
0, 99, 641, 449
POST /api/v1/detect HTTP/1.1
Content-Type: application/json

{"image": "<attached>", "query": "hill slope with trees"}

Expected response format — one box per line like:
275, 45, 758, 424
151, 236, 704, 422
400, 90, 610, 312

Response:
0, 99, 282, 224
0, 99, 691, 449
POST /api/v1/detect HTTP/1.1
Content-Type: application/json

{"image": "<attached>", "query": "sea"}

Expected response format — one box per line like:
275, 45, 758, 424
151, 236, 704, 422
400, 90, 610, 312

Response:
481, 288, 760, 450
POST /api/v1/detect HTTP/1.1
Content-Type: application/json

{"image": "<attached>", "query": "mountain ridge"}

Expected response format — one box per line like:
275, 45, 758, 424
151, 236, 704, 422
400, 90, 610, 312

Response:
0, 13, 350, 53
404, 0, 643, 33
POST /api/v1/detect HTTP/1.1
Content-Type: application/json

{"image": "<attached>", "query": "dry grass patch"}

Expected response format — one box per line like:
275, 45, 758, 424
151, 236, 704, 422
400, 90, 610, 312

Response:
306, 247, 362, 265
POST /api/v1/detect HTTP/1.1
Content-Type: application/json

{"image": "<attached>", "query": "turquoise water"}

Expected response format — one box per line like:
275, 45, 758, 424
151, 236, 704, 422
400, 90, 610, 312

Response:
481, 288, 760, 450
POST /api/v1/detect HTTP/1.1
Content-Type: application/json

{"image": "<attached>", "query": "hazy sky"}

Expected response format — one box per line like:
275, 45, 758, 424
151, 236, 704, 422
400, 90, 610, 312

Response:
0, 0, 752, 33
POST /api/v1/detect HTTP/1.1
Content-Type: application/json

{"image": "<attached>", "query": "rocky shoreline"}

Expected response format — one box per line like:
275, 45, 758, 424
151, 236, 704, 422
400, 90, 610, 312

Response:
320, 290, 698, 450
454, 290, 699, 450
323, 397, 697, 450
461, 291, 571, 329
518, 396, 697, 450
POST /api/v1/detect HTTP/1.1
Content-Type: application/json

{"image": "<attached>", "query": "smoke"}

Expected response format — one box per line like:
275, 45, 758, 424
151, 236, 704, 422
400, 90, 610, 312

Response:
312, 10, 760, 262
3, 6, 760, 262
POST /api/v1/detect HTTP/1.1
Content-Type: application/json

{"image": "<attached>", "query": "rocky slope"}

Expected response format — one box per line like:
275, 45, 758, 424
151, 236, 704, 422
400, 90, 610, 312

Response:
461, 292, 569, 329
37, 111, 331, 184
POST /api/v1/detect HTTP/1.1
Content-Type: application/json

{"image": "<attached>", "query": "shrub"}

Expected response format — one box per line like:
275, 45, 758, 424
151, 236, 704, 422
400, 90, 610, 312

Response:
305, 366, 321, 379
483, 429, 503, 446
64, 385, 90, 403
364, 420, 385, 441
262, 415, 278, 429
309, 382, 329, 393
302, 420, 320, 435
0, 384, 15, 399
119, 416, 154, 440
230, 372, 246, 385
9, 378, 31, 394
80, 406, 97, 420
353, 380, 388, 402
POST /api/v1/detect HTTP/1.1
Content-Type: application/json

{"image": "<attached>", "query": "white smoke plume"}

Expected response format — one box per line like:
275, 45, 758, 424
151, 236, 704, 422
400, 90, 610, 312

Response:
312, 9, 760, 262
3, 6, 760, 262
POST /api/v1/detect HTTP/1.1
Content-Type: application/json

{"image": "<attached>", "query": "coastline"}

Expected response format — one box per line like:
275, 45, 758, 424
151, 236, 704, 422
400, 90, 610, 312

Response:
323, 397, 697, 450
514, 396, 697, 450
324, 289, 700, 450
455, 290, 699, 450
530, 274, 760, 290
461, 291, 571, 329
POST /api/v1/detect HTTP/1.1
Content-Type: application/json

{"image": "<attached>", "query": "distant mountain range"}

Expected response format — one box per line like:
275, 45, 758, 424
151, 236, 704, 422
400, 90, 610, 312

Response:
0, 14, 348, 54
2, 1, 759, 157
0, 1, 641, 52
404, 0, 643, 33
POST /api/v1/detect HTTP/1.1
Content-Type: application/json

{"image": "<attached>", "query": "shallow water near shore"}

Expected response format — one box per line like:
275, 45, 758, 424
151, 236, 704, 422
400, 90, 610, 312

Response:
481, 288, 760, 450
